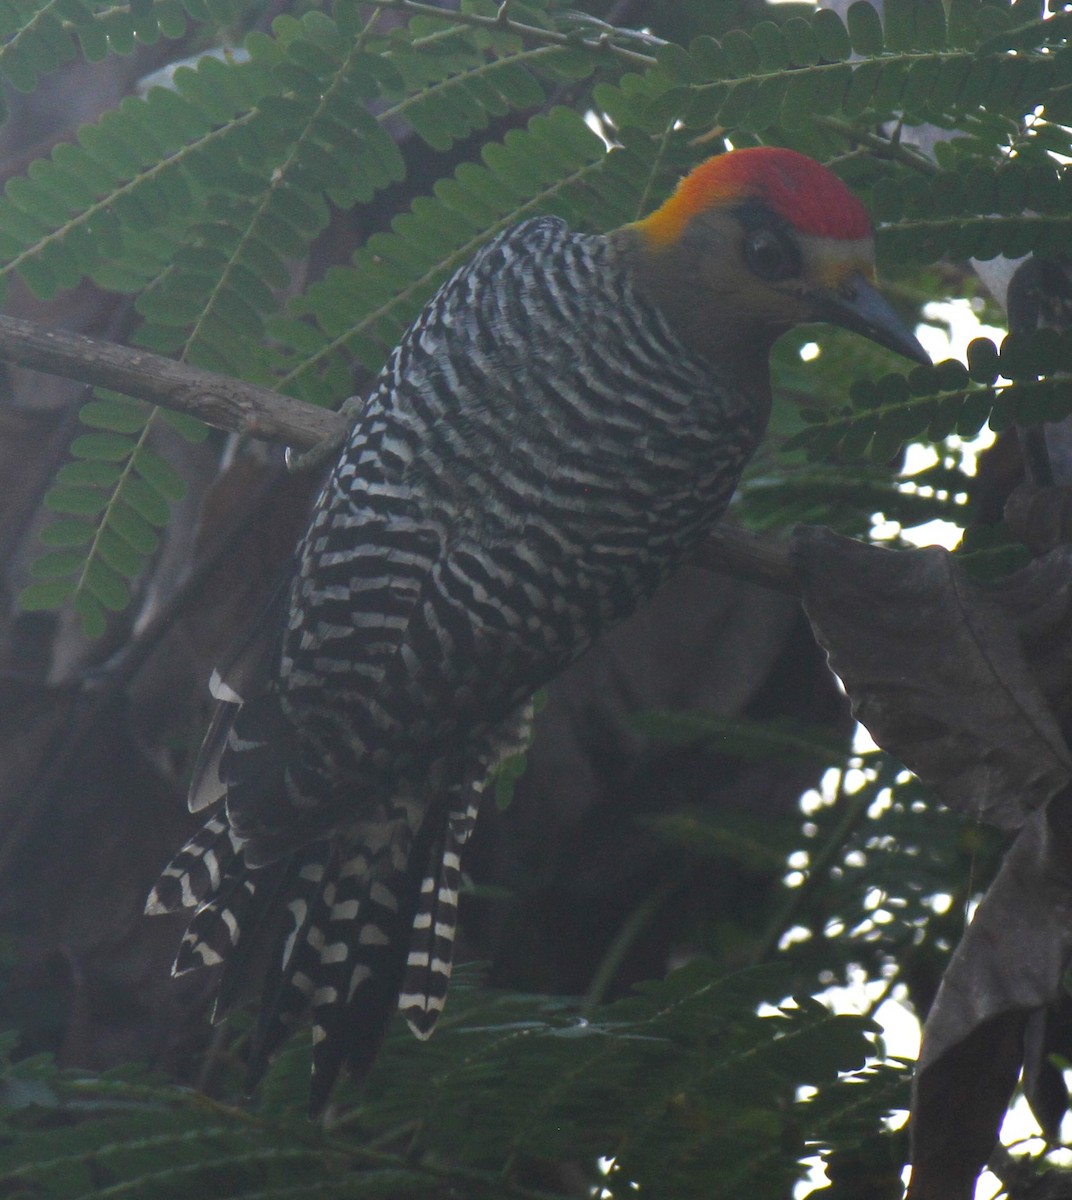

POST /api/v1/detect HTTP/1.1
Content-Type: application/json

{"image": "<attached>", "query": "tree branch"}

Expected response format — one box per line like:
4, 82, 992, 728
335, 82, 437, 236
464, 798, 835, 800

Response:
0, 313, 345, 450
362, 0, 659, 68
688, 525, 798, 595
817, 115, 942, 176
0, 311, 801, 595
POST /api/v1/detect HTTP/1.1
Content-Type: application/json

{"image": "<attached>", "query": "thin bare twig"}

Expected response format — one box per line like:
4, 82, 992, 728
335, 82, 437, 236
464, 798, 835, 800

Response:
0, 313, 344, 450
818, 115, 942, 176
688, 525, 798, 594
361, 0, 658, 68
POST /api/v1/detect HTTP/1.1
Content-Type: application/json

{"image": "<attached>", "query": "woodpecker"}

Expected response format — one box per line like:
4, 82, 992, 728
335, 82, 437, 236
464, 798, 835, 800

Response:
148, 146, 928, 1109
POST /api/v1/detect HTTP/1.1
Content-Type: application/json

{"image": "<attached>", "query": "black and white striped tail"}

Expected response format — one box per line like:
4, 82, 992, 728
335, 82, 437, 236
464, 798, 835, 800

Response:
245, 814, 432, 1111
147, 798, 447, 1112
146, 814, 242, 918
399, 704, 535, 1038
399, 803, 474, 1038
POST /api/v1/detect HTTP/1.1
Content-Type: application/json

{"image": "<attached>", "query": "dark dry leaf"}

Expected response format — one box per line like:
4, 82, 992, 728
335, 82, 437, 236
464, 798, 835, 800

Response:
793, 530, 1072, 1199
1021, 997, 1072, 1143
1005, 483, 1072, 556
909, 798, 1072, 1200
908, 1009, 1028, 1200
986, 545, 1072, 725
791, 526, 1072, 830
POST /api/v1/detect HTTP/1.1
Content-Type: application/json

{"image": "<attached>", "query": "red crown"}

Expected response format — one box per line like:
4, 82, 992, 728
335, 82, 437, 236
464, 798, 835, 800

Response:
638, 147, 872, 248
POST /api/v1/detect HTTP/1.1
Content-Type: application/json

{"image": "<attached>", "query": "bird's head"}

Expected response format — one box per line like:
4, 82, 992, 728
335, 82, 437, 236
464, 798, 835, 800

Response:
618, 147, 929, 374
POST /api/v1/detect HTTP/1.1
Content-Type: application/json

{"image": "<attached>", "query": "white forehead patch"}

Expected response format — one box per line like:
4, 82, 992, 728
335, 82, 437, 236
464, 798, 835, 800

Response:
798, 234, 875, 287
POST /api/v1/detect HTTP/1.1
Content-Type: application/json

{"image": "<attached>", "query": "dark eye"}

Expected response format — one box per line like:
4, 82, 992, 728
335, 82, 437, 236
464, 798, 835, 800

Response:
743, 228, 799, 282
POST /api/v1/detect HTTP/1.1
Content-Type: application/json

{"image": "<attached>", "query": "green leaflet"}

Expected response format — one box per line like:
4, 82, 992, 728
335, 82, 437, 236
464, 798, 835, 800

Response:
785, 331, 1072, 465
629, 0, 1069, 140
30, 402, 187, 633
631, 710, 848, 765
10, 0, 1072, 646
18, 0, 625, 632
0, 962, 896, 1199
134, 20, 591, 384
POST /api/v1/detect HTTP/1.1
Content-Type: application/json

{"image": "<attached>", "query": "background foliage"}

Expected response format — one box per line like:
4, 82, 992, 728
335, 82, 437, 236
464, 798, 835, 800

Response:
0, 0, 1069, 1197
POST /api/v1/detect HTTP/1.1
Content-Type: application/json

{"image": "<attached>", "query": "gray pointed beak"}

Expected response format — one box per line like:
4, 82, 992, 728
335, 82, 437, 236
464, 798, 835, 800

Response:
818, 274, 931, 366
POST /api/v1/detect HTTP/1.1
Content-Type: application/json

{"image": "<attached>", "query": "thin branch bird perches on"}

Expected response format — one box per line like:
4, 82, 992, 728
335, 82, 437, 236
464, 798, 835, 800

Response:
0, 311, 798, 593
0, 313, 339, 449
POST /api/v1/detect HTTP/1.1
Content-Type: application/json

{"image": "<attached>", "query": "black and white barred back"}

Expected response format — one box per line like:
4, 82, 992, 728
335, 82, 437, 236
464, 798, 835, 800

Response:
148, 218, 771, 1109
